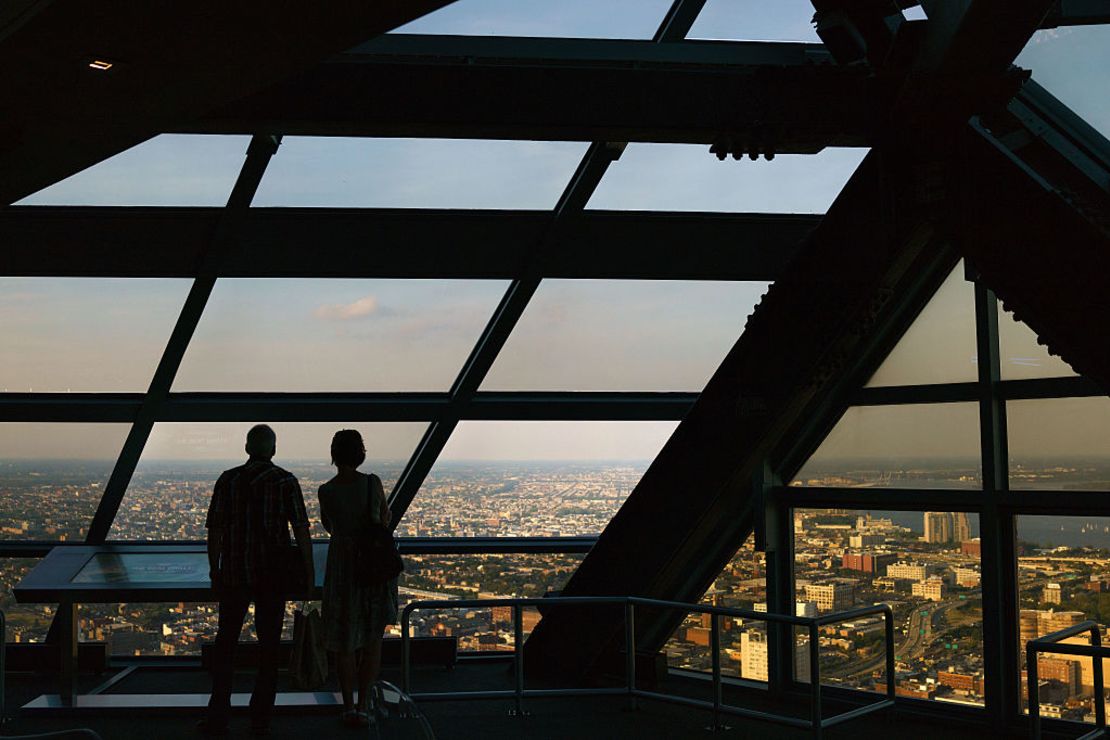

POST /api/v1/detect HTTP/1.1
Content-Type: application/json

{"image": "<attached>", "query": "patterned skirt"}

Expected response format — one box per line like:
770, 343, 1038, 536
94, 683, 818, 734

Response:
321, 535, 398, 653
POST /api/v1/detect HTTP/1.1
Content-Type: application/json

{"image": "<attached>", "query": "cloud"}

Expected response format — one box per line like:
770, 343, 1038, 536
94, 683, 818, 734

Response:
313, 295, 379, 321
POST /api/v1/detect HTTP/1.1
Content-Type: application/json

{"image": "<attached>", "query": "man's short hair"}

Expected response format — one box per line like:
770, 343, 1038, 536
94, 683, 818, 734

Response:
245, 424, 277, 459
330, 429, 366, 468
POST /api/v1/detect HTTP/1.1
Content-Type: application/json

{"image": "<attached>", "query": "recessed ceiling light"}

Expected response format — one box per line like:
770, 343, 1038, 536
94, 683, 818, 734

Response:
88, 59, 114, 71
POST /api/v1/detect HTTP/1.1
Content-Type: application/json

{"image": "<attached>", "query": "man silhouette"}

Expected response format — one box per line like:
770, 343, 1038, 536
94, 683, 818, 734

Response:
200, 424, 315, 736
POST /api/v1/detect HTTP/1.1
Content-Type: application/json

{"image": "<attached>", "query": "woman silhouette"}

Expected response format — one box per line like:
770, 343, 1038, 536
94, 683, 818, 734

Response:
318, 429, 396, 727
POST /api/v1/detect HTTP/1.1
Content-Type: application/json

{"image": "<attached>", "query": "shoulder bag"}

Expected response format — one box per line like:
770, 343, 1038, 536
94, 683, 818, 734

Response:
354, 473, 404, 587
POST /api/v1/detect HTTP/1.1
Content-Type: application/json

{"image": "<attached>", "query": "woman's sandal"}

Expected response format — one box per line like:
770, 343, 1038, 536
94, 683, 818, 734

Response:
340, 709, 360, 727
354, 710, 372, 727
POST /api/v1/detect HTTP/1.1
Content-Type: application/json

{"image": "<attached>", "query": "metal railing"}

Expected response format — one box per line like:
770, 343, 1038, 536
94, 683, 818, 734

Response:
1027, 620, 1108, 740
401, 596, 895, 739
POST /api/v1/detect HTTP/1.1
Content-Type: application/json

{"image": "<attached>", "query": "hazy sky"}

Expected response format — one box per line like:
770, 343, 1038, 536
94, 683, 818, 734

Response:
5, 3, 1107, 468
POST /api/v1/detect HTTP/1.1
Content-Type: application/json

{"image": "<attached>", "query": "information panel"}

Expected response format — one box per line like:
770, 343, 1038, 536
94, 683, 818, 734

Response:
71, 553, 210, 585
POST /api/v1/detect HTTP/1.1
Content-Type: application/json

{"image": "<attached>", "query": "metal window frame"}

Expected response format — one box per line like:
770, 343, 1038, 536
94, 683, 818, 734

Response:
765, 268, 1110, 733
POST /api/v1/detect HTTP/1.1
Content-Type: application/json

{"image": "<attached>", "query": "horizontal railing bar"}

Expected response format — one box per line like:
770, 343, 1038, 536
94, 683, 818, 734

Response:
820, 699, 895, 727
1029, 619, 1100, 646
1030, 643, 1110, 659
402, 596, 893, 628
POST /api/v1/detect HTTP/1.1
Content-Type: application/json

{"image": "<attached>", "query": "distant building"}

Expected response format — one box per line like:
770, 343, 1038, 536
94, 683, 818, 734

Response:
849, 533, 885, 548
1037, 655, 1081, 697
1043, 583, 1063, 605
753, 601, 819, 618
740, 629, 810, 682
937, 670, 984, 695
1019, 609, 1086, 645
912, 579, 945, 602
887, 561, 930, 581
953, 567, 981, 587
923, 512, 952, 544
841, 551, 896, 574
961, 539, 982, 557
804, 582, 855, 612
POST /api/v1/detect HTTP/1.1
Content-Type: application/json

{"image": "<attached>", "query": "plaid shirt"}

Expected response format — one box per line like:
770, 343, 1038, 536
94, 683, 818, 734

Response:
205, 460, 309, 588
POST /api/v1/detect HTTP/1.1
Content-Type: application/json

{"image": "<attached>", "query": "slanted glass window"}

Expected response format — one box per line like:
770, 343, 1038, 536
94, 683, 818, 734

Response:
688, 0, 822, 42
481, 280, 767, 391
1008, 398, 1110, 491
253, 138, 589, 209
588, 144, 867, 214
1017, 27, 1110, 140
664, 535, 767, 678
794, 508, 984, 706
791, 404, 982, 489
0, 423, 129, 541
173, 279, 506, 392
998, 308, 1077, 380
0, 278, 190, 392
399, 553, 584, 652
110, 422, 427, 540
394, 0, 675, 39
1, 559, 55, 643
866, 263, 978, 387
16, 135, 251, 206
406, 421, 678, 537
1016, 516, 1110, 720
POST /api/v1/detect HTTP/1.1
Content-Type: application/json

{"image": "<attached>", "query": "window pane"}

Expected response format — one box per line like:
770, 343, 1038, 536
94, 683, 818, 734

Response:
588, 144, 866, 213
399, 553, 584, 652
1008, 398, 1110, 491
791, 404, 982, 489
0, 423, 129, 541
481, 280, 767, 391
664, 536, 767, 678
1017, 27, 1110, 140
688, 0, 821, 42
866, 263, 977, 387
406, 421, 678, 537
1, 278, 190, 392
16, 135, 250, 206
1, 559, 55, 643
110, 422, 427, 540
1017, 516, 1110, 721
253, 138, 588, 209
795, 508, 984, 706
174, 279, 506, 391
999, 308, 1077, 380
394, 0, 675, 39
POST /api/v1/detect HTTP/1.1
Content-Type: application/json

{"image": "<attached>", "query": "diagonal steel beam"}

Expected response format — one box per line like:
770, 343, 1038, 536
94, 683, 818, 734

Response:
387, 0, 710, 525
85, 135, 282, 543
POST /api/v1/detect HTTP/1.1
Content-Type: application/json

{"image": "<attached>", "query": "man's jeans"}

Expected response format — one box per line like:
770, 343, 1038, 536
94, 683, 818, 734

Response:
207, 584, 285, 728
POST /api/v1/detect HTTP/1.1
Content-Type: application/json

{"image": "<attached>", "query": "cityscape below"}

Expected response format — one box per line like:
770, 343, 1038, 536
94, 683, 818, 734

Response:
1, 456, 1109, 724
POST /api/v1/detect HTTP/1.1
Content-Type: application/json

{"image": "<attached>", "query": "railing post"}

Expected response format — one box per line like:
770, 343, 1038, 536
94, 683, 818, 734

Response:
1093, 627, 1105, 732
401, 607, 412, 694
810, 622, 822, 740
884, 606, 896, 701
709, 612, 726, 732
511, 604, 526, 717
1027, 642, 1040, 740
625, 601, 637, 710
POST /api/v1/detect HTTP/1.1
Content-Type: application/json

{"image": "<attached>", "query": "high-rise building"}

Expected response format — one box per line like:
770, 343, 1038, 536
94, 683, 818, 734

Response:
912, 579, 945, 602
1043, 583, 1063, 605
952, 512, 971, 544
923, 512, 952, 544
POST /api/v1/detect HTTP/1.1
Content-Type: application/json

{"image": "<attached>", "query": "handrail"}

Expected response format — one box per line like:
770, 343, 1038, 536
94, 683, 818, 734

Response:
1027, 620, 1108, 740
401, 596, 895, 739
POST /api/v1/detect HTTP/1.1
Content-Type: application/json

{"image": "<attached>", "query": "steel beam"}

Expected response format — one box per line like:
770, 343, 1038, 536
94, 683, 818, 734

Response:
0, 207, 817, 281
84, 136, 281, 544
181, 35, 875, 149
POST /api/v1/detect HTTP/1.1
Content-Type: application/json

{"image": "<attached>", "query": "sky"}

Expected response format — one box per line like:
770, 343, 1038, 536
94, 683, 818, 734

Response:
5, 2, 1107, 468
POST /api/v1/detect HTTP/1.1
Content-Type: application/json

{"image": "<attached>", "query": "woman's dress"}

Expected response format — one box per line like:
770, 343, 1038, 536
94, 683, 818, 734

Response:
319, 473, 398, 652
